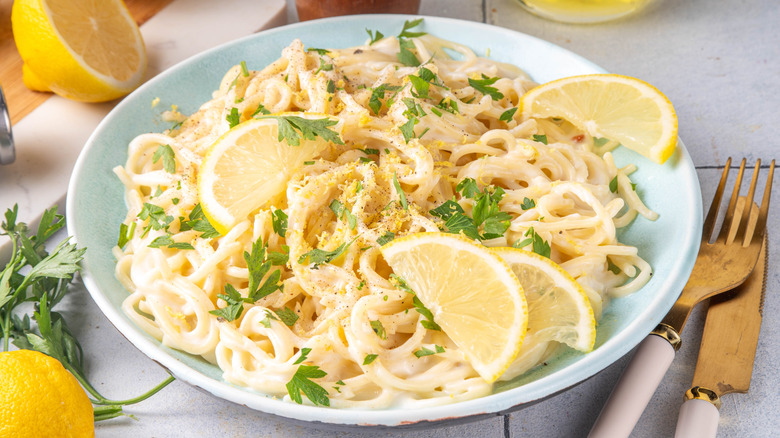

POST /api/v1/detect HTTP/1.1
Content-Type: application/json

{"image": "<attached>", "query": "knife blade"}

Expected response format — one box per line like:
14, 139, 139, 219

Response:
674, 234, 768, 438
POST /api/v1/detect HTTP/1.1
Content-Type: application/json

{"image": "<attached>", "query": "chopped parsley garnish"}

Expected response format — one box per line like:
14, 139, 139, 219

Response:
366, 28, 384, 45
370, 320, 387, 339
363, 354, 378, 365
297, 238, 355, 268
414, 345, 445, 358
294, 347, 312, 365
117, 222, 136, 249
275, 307, 299, 326
267, 245, 290, 266
499, 107, 517, 123
152, 144, 176, 173
434, 97, 459, 115
392, 172, 408, 210
609, 176, 619, 193
513, 226, 551, 258
399, 117, 418, 143
468, 74, 504, 100
180, 204, 220, 239
258, 115, 344, 146
208, 284, 246, 321
138, 203, 173, 234
286, 365, 329, 406
429, 178, 512, 240
148, 234, 194, 250
240, 60, 249, 77
532, 134, 548, 144
396, 19, 425, 66
376, 231, 395, 246
316, 57, 334, 74
329, 199, 357, 230
390, 275, 441, 331
251, 103, 271, 116
272, 208, 288, 237
520, 197, 536, 211
226, 107, 241, 128
306, 47, 330, 55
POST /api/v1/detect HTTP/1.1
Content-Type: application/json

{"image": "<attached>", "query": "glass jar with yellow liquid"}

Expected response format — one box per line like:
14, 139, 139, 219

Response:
517, 0, 651, 23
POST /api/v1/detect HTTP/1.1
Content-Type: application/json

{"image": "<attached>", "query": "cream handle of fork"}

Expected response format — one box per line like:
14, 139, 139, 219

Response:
588, 329, 679, 438
674, 395, 720, 438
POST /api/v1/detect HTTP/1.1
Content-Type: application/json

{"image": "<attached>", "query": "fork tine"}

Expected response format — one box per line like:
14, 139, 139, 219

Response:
751, 159, 775, 245
717, 158, 747, 242
702, 157, 731, 241
732, 160, 762, 244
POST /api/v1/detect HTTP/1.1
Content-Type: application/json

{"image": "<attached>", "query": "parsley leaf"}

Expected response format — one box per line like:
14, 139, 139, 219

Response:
294, 347, 312, 365
391, 275, 441, 331
398, 18, 425, 38
414, 345, 445, 358
499, 107, 517, 123
370, 320, 387, 339
513, 227, 551, 258
275, 307, 299, 326
329, 199, 357, 230
209, 284, 245, 321
180, 204, 220, 239
521, 197, 536, 210
468, 74, 504, 100
240, 60, 249, 77
286, 365, 330, 406
117, 222, 136, 249
363, 354, 378, 365
399, 116, 418, 143
244, 238, 283, 302
366, 28, 384, 45
251, 104, 271, 116
376, 231, 395, 246
397, 37, 420, 67
297, 238, 355, 268
148, 234, 194, 250
226, 107, 241, 128
138, 203, 173, 232
272, 209, 288, 237
532, 134, 548, 144
267, 245, 290, 266
152, 144, 176, 173
609, 176, 619, 193
392, 172, 408, 210
259, 115, 344, 146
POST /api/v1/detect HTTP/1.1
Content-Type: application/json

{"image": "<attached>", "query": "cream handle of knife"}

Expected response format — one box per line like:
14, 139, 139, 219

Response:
588, 333, 677, 438
674, 398, 720, 438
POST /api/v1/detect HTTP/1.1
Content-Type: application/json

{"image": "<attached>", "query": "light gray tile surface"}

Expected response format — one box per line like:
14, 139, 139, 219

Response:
31, 0, 780, 436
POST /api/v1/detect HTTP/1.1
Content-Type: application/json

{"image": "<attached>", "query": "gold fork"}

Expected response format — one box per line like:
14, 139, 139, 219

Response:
589, 157, 775, 438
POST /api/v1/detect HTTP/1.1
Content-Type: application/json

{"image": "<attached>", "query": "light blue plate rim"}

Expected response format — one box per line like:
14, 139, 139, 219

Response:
66, 14, 702, 427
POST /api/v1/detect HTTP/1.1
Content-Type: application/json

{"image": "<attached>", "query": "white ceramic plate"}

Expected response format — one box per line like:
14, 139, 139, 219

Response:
67, 15, 701, 428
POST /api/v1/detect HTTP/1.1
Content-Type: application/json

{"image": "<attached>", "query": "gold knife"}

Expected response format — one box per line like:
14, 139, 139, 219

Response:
674, 235, 768, 438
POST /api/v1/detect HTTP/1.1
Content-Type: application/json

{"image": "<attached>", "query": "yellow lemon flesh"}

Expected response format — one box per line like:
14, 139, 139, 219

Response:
380, 233, 528, 383
519, 74, 678, 164
198, 116, 335, 235
0, 349, 94, 438
12, 0, 146, 102
493, 248, 596, 378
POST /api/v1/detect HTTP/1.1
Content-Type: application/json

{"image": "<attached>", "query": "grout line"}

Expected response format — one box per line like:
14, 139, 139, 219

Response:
503, 414, 511, 438
695, 164, 775, 170
482, 0, 487, 23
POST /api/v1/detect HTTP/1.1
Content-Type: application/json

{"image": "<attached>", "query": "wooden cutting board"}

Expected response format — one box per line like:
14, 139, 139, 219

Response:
0, 0, 173, 124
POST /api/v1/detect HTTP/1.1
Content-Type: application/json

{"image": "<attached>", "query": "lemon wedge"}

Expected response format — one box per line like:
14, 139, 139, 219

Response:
380, 233, 528, 383
519, 74, 678, 164
494, 248, 596, 353
11, 0, 146, 102
198, 116, 335, 234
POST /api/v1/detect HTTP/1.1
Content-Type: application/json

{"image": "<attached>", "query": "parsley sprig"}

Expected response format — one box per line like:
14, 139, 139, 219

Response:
210, 237, 284, 321
258, 115, 344, 146
513, 226, 552, 258
429, 178, 513, 240
468, 74, 504, 100
396, 19, 426, 66
1, 205, 174, 421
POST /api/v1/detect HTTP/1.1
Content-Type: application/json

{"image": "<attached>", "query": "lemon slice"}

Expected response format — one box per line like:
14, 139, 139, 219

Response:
494, 247, 596, 362
11, 0, 146, 102
519, 74, 678, 164
198, 116, 335, 234
380, 232, 528, 382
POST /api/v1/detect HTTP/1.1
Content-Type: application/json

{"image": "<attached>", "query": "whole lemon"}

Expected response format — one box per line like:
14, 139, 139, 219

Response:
0, 350, 94, 438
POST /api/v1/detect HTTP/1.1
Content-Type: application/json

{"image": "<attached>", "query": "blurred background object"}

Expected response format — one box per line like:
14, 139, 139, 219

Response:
295, 0, 420, 21
0, 84, 13, 165
516, 0, 652, 23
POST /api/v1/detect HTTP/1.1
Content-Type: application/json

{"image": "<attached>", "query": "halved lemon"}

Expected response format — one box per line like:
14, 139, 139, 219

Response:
493, 247, 596, 375
12, 0, 146, 102
519, 74, 678, 164
198, 116, 336, 234
380, 232, 528, 382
